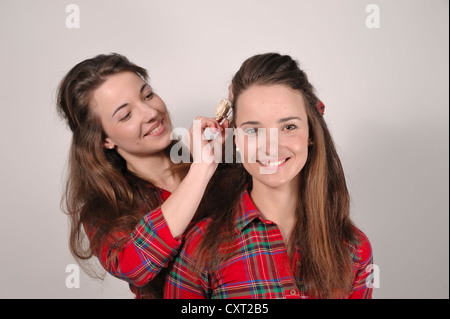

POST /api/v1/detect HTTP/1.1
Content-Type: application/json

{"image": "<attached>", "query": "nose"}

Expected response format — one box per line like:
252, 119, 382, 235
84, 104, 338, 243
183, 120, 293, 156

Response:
258, 128, 279, 157
139, 101, 158, 123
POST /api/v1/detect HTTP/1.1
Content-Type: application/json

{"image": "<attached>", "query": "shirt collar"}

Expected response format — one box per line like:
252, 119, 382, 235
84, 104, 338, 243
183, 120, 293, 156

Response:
234, 189, 270, 233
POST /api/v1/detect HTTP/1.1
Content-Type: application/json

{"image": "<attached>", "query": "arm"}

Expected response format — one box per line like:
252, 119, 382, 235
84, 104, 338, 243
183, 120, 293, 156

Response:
348, 229, 374, 299
91, 165, 213, 287
87, 205, 182, 287
164, 222, 210, 299
162, 117, 228, 238
160, 163, 213, 238
89, 118, 227, 287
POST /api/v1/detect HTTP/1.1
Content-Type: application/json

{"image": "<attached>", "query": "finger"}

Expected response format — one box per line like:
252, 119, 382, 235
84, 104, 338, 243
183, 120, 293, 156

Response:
216, 116, 225, 124
203, 118, 223, 132
191, 117, 218, 133
221, 119, 230, 130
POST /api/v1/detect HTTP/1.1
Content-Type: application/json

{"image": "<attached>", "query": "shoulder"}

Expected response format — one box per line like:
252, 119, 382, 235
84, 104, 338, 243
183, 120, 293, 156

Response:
349, 226, 373, 267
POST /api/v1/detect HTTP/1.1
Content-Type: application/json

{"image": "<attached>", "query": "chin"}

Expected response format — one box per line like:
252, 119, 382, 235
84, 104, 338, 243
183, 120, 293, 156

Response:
159, 137, 173, 151
143, 136, 172, 154
250, 173, 292, 189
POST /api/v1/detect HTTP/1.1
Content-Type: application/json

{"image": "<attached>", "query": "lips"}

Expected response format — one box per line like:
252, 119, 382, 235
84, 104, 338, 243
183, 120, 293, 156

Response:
144, 119, 165, 137
257, 157, 290, 167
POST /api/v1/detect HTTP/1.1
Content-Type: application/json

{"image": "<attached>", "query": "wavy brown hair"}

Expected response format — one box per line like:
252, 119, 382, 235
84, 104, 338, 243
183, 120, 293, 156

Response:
195, 53, 356, 298
57, 53, 188, 298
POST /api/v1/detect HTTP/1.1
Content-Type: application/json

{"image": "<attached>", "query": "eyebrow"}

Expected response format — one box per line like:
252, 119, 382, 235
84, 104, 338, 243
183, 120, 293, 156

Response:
239, 116, 302, 126
112, 84, 150, 118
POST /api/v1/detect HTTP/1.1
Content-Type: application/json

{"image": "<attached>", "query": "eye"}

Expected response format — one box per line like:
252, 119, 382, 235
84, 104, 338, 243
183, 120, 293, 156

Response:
244, 127, 257, 135
284, 124, 296, 131
119, 112, 131, 122
144, 92, 154, 101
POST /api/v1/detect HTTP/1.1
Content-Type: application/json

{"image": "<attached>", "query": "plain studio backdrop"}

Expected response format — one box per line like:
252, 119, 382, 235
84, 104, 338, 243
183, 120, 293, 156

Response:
0, 0, 448, 299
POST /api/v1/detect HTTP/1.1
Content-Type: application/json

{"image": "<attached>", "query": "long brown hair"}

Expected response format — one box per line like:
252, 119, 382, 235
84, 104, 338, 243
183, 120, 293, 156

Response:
196, 53, 356, 298
57, 53, 188, 297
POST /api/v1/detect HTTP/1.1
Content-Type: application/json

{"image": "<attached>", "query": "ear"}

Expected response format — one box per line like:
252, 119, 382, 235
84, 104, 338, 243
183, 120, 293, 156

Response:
103, 137, 115, 150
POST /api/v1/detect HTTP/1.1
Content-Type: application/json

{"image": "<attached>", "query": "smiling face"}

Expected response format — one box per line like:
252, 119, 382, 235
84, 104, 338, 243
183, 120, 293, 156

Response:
234, 84, 310, 190
90, 71, 172, 161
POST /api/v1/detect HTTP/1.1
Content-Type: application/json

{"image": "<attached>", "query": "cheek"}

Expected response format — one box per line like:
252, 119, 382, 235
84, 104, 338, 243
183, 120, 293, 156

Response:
153, 96, 169, 114
280, 132, 309, 162
104, 122, 140, 144
290, 137, 310, 169
156, 101, 172, 128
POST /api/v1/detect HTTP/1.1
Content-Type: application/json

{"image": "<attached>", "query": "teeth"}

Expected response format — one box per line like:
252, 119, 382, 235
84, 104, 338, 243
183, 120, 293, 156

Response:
149, 121, 162, 135
259, 158, 287, 167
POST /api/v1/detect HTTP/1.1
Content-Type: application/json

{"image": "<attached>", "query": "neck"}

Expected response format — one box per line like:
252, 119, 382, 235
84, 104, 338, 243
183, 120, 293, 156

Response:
250, 182, 298, 221
124, 151, 179, 192
249, 179, 299, 242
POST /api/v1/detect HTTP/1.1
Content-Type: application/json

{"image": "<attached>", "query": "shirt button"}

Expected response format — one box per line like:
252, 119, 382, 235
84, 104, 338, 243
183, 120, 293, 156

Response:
289, 289, 297, 296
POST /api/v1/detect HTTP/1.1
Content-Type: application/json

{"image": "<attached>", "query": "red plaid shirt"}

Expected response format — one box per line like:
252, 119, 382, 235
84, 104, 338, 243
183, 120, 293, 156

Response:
85, 188, 179, 298
164, 189, 373, 299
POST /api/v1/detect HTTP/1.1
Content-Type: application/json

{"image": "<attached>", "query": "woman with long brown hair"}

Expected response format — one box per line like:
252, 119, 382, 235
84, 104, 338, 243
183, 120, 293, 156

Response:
165, 52, 373, 299
56, 53, 227, 298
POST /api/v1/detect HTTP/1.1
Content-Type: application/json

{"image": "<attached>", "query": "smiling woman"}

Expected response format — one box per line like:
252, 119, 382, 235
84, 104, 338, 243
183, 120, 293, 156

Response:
91, 72, 172, 160
165, 53, 373, 299
56, 53, 228, 298
234, 84, 310, 185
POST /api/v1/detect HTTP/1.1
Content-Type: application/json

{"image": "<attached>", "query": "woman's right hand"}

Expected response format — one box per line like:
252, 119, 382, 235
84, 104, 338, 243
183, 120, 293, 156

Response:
184, 116, 229, 178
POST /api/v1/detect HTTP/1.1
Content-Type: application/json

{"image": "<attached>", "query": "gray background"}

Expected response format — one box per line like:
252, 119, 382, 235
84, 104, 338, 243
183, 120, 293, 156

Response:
0, 0, 448, 299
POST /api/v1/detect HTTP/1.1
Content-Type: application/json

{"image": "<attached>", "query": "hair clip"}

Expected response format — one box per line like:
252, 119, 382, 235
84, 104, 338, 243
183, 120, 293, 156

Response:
215, 98, 232, 122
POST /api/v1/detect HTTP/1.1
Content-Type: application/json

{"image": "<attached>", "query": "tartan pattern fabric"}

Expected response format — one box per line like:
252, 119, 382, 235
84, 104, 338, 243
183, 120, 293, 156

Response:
85, 188, 180, 297
164, 189, 373, 299
317, 99, 325, 115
